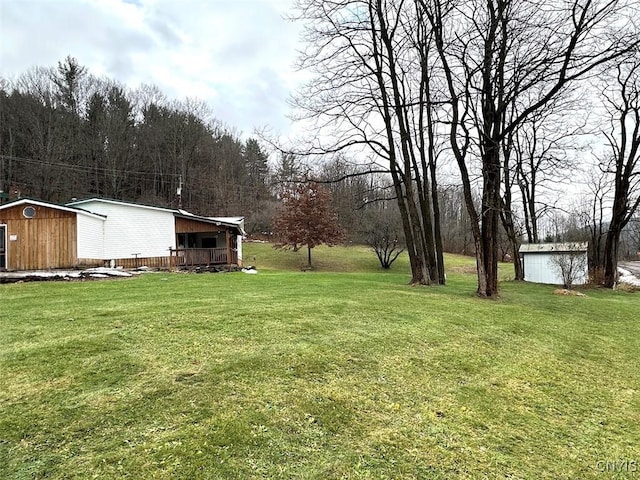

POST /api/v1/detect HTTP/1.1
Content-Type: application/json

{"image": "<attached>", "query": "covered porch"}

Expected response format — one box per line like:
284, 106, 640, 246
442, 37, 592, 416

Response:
170, 215, 242, 268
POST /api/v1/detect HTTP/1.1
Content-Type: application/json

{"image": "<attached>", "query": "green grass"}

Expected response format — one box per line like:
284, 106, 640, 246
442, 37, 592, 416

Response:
1, 244, 638, 479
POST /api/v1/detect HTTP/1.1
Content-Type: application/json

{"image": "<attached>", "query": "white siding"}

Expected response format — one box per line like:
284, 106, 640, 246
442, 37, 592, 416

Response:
76, 213, 105, 259
523, 252, 588, 285
75, 200, 176, 259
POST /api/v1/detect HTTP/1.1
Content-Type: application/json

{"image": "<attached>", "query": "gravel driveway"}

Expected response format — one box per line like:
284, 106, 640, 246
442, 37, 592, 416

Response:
619, 261, 640, 277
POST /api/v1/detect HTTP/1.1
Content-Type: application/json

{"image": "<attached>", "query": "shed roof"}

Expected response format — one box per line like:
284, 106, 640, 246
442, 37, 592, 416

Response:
519, 242, 588, 254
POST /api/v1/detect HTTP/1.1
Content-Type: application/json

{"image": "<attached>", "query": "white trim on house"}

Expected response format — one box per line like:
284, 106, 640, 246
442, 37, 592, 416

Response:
0, 223, 7, 270
175, 211, 245, 234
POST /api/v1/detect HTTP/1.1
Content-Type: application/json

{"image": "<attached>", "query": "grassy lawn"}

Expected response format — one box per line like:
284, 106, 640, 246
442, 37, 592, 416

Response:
1, 243, 638, 479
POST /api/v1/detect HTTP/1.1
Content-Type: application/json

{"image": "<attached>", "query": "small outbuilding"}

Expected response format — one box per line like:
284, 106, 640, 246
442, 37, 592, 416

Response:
519, 242, 589, 286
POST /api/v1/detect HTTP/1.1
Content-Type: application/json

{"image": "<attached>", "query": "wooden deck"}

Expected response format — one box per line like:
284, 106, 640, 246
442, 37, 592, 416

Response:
170, 248, 237, 267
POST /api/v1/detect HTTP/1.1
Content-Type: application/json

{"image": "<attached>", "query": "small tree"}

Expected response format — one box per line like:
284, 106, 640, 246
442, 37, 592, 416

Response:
361, 207, 406, 269
550, 246, 588, 289
272, 182, 345, 268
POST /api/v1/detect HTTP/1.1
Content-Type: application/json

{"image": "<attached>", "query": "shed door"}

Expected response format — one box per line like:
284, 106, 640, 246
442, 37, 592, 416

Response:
0, 225, 6, 269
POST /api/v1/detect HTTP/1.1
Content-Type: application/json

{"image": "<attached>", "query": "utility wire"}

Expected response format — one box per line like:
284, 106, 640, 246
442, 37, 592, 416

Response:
0, 154, 182, 178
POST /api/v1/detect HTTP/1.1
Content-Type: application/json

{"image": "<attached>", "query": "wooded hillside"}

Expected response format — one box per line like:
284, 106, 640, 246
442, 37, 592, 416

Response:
0, 57, 271, 221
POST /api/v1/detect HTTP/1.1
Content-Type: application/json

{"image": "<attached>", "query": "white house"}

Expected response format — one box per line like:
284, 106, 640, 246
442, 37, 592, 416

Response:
68, 198, 245, 268
0, 197, 244, 270
519, 242, 589, 286
68, 198, 180, 262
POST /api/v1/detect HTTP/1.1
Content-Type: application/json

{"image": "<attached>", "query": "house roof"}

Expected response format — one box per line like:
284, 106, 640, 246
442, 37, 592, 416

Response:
0, 197, 106, 220
175, 210, 245, 235
67, 197, 178, 214
67, 197, 245, 234
519, 242, 588, 254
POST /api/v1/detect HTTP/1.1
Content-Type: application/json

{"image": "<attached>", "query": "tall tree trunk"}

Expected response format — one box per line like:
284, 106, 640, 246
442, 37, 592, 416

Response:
480, 145, 502, 296
377, 1, 432, 284
403, 172, 430, 285
430, 171, 446, 284
603, 195, 627, 287
501, 127, 524, 280
602, 229, 620, 288
390, 167, 428, 285
501, 206, 524, 280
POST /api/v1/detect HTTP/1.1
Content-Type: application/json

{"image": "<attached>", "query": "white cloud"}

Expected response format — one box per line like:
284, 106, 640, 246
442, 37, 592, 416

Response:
0, 0, 304, 136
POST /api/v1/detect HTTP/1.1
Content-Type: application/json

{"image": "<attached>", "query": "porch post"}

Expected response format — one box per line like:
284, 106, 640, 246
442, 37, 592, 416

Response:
226, 229, 231, 266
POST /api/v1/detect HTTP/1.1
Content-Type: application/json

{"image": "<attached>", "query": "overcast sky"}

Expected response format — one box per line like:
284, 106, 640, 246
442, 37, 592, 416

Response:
0, 0, 304, 137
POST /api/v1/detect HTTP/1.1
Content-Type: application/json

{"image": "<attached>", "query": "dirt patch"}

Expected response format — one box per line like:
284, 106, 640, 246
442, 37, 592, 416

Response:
616, 282, 640, 293
553, 289, 587, 297
448, 265, 477, 275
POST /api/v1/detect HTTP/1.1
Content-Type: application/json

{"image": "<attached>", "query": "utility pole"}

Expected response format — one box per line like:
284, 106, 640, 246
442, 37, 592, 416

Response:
0, 156, 6, 205
177, 174, 183, 209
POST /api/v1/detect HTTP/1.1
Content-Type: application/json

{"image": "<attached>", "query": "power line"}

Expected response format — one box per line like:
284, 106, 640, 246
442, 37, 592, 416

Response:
0, 154, 275, 203
0, 154, 182, 179
0, 154, 266, 191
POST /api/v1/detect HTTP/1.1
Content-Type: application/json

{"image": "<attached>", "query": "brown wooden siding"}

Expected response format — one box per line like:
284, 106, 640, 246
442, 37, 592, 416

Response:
114, 256, 174, 269
175, 217, 227, 234
0, 204, 77, 270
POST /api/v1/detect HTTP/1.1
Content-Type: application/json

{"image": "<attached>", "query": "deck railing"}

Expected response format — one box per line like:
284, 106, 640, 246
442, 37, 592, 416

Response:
170, 248, 237, 267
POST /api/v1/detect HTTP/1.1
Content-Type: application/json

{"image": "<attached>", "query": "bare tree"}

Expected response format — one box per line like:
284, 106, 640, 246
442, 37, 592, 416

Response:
420, 0, 637, 296
361, 205, 406, 268
290, 0, 446, 285
550, 245, 588, 289
625, 217, 640, 258
573, 167, 612, 280
600, 55, 640, 288
438, 185, 476, 255
514, 101, 584, 245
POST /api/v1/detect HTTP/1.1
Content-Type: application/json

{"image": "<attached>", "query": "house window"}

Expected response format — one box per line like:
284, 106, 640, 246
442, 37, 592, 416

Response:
202, 237, 217, 249
177, 233, 198, 248
23, 206, 36, 218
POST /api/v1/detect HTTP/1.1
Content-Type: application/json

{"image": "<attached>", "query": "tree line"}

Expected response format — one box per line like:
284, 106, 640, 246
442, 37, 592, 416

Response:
0, 56, 271, 225
0, 56, 482, 262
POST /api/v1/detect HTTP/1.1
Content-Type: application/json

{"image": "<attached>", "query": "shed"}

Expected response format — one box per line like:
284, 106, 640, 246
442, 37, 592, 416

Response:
519, 242, 589, 285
